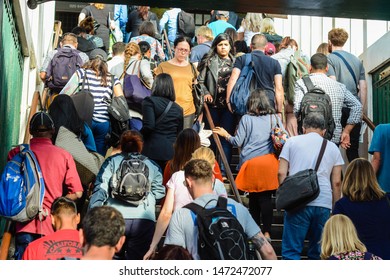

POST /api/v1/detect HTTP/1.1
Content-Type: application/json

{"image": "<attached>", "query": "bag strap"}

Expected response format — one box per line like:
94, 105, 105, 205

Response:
302, 75, 315, 92
120, 60, 138, 79
190, 62, 197, 83
332, 52, 358, 86
314, 138, 327, 172
184, 201, 204, 215
216, 196, 228, 209
155, 101, 173, 126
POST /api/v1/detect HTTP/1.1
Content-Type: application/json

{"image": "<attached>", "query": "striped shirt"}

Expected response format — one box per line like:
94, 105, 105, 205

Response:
293, 73, 362, 144
77, 69, 120, 123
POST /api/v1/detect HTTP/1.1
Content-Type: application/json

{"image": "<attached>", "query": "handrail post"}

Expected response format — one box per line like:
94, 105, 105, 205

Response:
203, 103, 242, 204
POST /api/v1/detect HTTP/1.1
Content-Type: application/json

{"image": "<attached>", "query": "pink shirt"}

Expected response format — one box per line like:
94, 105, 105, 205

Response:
8, 138, 83, 235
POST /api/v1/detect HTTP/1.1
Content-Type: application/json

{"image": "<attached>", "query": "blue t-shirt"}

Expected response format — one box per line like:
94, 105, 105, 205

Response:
234, 51, 282, 96
368, 124, 390, 193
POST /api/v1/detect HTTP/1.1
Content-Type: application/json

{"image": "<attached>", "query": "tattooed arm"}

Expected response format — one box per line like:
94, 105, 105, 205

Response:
250, 232, 278, 260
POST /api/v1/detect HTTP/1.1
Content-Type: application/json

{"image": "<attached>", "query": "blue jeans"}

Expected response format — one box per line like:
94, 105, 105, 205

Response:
115, 219, 155, 260
205, 107, 235, 177
14, 232, 42, 260
129, 118, 143, 131
91, 120, 110, 156
282, 206, 331, 260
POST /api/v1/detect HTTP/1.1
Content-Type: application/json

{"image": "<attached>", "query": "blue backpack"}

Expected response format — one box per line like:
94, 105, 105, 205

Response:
230, 54, 258, 115
0, 144, 46, 222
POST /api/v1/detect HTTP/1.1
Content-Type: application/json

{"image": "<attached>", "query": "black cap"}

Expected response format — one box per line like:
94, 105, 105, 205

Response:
30, 111, 55, 132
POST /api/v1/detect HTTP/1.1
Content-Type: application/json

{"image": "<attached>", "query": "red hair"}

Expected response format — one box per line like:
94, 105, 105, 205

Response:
120, 130, 144, 153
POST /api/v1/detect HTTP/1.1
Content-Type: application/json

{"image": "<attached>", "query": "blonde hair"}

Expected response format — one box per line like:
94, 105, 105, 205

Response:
191, 147, 215, 167
316, 42, 329, 55
261, 18, 276, 35
342, 158, 385, 201
196, 26, 214, 41
123, 42, 141, 72
93, 3, 105, 10
242, 13, 262, 33
320, 214, 367, 259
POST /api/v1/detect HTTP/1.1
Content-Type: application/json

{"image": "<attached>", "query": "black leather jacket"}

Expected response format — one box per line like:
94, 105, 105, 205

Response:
197, 53, 235, 106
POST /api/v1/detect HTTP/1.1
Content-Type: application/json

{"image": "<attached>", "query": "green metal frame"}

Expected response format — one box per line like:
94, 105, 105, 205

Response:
372, 63, 390, 125
0, 0, 23, 173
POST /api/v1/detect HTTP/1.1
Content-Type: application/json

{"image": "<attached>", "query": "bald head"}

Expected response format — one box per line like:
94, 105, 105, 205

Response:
251, 34, 268, 51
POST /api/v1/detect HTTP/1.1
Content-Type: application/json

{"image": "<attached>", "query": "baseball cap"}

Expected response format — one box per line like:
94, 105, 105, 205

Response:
30, 111, 55, 132
216, 11, 230, 18
89, 48, 108, 62
264, 42, 276, 56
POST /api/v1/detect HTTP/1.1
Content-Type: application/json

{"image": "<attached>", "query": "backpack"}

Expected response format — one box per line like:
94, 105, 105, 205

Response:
297, 76, 335, 140
184, 196, 250, 260
229, 54, 258, 115
110, 153, 151, 206
0, 144, 46, 222
177, 11, 195, 38
46, 48, 83, 91
284, 51, 310, 105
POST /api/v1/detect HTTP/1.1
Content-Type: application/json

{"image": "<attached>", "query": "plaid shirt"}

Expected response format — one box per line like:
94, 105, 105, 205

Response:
294, 73, 362, 144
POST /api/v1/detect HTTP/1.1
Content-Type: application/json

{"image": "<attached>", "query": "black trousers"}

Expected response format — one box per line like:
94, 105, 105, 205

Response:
340, 107, 361, 163
248, 190, 275, 234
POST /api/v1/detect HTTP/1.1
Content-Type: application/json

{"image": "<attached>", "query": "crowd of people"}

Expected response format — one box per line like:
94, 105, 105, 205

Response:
4, 4, 390, 261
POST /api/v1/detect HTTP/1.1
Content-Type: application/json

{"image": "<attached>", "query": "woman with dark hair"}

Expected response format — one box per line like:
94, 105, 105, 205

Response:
130, 21, 165, 62
141, 73, 183, 171
78, 16, 105, 51
224, 27, 238, 43
48, 94, 96, 152
155, 36, 196, 129
89, 130, 165, 260
234, 40, 250, 57
197, 32, 235, 181
126, 6, 159, 40
333, 158, 390, 259
214, 89, 286, 241
61, 51, 124, 156
152, 245, 193, 260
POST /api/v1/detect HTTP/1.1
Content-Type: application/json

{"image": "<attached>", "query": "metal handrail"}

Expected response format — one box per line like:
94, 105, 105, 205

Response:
203, 103, 242, 204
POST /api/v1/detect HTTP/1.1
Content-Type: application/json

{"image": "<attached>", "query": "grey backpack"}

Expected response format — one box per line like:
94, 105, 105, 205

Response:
110, 153, 151, 206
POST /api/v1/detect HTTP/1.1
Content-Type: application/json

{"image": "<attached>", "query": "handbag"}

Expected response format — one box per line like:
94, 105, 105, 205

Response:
275, 138, 327, 212
55, 126, 105, 186
122, 60, 151, 114
104, 76, 130, 147
270, 114, 289, 157
71, 71, 95, 127
190, 62, 204, 120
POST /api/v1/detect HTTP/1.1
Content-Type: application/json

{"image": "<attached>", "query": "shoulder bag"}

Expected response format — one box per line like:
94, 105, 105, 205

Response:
71, 70, 95, 127
275, 138, 327, 212
122, 60, 152, 113
190, 62, 204, 120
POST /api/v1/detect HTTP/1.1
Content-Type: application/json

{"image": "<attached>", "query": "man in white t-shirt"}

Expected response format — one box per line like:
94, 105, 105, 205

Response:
164, 159, 277, 260
278, 112, 343, 260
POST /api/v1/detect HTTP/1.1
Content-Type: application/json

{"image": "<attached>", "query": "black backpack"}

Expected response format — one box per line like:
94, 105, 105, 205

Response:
184, 196, 250, 260
46, 48, 83, 92
110, 153, 151, 206
297, 76, 335, 140
177, 11, 195, 38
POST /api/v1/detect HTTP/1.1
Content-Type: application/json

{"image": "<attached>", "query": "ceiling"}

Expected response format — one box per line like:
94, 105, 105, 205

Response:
51, 0, 390, 21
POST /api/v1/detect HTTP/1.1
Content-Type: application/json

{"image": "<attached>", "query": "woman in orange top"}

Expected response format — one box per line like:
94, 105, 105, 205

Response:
155, 36, 196, 129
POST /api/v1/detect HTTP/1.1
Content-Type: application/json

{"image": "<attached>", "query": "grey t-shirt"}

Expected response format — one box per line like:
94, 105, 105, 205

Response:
327, 50, 366, 97
164, 193, 260, 260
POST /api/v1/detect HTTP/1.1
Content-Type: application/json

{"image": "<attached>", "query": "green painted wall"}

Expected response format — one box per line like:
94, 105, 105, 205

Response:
0, 0, 24, 173
372, 63, 390, 125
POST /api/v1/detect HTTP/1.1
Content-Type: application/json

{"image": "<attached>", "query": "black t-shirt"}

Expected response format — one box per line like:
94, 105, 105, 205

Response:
234, 50, 281, 92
